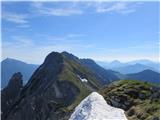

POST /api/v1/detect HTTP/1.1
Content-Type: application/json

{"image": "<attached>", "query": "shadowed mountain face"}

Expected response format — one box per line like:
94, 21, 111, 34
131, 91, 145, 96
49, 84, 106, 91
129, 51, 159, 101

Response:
1, 72, 23, 120
1, 58, 38, 89
3, 51, 102, 120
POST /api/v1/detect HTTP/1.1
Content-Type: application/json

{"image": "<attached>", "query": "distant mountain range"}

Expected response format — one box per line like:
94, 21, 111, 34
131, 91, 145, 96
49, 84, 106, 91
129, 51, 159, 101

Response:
1, 58, 38, 89
111, 63, 158, 74
2, 55, 160, 89
97, 60, 160, 74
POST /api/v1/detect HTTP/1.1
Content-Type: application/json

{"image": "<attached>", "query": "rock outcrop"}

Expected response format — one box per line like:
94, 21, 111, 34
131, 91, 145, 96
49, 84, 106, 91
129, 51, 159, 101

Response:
1, 72, 23, 120
69, 92, 128, 120
100, 80, 160, 120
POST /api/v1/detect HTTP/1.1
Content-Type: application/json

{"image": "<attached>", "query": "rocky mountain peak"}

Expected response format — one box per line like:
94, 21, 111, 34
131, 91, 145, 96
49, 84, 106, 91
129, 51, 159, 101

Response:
7, 72, 23, 89
44, 51, 63, 65
1, 72, 23, 119
21, 52, 64, 96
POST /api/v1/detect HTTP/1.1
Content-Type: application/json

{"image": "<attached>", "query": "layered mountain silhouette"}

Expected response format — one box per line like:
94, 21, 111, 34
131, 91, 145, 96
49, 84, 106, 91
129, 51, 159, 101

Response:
98, 60, 160, 74
1, 58, 38, 88
111, 64, 158, 74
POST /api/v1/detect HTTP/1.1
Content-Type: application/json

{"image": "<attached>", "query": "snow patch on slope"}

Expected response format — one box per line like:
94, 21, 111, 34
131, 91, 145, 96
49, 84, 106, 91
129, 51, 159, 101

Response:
77, 75, 88, 82
69, 92, 128, 120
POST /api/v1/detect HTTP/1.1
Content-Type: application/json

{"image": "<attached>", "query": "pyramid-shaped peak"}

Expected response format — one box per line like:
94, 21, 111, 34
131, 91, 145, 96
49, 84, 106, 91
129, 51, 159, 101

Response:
43, 51, 63, 65
8, 72, 23, 90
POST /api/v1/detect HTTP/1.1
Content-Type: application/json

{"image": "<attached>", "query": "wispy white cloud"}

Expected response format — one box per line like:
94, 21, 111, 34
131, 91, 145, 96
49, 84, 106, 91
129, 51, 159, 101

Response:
2, 11, 31, 29
96, 2, 137, 14
2, 1, 141, 26
30, 2, 140, 17
2, 12, 28, 24
11, 36, 34, 46
31, 2, 83, 16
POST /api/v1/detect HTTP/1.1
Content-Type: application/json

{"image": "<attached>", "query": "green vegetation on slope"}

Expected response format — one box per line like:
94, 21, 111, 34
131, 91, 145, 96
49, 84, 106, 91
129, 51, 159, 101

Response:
100, 80, 160, 120
58, 55, 102, 111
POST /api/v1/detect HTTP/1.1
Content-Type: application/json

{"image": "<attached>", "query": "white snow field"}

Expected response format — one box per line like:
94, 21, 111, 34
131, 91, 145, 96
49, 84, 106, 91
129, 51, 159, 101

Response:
69, 92, 128, 120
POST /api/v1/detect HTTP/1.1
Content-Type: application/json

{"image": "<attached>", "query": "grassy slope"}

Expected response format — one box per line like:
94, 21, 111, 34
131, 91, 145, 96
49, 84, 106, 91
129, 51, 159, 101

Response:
100, 80, 160, 120
58, 55, 101, 111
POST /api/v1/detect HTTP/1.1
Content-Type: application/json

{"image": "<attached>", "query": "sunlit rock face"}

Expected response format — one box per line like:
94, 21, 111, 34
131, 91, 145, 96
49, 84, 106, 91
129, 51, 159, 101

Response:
69, 92, 128, 120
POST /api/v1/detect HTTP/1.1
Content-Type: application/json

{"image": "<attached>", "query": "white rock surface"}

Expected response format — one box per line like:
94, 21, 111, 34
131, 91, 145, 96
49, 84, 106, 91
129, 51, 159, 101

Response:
69, 92, 128, 120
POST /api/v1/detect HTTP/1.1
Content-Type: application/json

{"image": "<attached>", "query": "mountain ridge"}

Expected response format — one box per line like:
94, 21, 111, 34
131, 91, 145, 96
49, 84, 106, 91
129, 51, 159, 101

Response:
127, 69, 160, 83
3, 51, 102, 120
2, 54, 160, 89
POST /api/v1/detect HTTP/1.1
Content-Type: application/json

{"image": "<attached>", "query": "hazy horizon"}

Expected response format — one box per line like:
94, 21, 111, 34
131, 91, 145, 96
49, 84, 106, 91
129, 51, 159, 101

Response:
1, 53, 159, 65
2, 1, 159, 64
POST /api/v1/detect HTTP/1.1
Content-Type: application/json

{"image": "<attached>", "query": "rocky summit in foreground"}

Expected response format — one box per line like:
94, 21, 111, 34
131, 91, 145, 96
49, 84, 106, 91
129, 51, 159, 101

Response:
100, 80, 160, 120
69, 92, 128, 120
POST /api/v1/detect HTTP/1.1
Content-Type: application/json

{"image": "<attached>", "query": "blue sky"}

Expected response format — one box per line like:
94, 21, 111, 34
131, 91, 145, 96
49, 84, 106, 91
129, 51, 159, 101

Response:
2, 1, 159, 64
